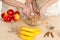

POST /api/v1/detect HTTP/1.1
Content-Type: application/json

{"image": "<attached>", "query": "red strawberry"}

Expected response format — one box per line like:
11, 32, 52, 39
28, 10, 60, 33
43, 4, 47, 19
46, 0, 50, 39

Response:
3, 15, 12, 22
1, 12, 5, 18
14, 11, 20, 14
7, 9, 14, 15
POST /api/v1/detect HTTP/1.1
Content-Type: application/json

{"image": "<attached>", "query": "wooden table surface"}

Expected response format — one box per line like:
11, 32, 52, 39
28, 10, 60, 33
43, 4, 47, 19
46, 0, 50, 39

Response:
0, 16, 60, 40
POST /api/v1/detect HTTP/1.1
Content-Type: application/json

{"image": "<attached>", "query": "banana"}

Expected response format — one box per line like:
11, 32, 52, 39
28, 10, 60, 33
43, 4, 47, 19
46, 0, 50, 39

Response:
18, 34, 34, 40
19, 30, 35, 37
20, 27, 36, 32
18, 27, 42, 40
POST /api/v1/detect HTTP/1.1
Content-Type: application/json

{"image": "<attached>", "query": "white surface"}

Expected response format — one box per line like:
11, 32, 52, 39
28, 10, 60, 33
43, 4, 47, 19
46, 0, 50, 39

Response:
0, 1, 2, 17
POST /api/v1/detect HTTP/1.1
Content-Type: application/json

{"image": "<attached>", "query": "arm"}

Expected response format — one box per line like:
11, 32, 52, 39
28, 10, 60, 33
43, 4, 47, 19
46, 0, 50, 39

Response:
40, 0, 58, 15
32, 0, 40, 15
32, 0, 39, 11
2, 0, 32, 17
2, 0, 26, 8
26, 0, 32, 4
41, 0, 58, 10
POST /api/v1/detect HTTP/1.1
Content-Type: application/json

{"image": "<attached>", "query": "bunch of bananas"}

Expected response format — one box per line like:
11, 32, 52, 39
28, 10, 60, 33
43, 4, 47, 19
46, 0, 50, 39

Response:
17, 27, 42, 40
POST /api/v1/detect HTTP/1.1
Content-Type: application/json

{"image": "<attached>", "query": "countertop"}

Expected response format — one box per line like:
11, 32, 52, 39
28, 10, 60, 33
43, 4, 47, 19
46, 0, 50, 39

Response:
0, 16, 60, 40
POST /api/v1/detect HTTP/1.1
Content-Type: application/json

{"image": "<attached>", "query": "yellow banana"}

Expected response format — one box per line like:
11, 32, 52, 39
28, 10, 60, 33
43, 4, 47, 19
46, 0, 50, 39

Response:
20, 27, 36, 33
19, 30, 35, 37
34, 28, 42, 35
18, 27, 42, 40
18, 34, 34, 40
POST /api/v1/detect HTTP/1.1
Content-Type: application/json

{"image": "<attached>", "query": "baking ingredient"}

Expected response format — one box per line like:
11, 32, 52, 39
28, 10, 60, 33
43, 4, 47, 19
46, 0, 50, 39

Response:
44, 32, 54, 38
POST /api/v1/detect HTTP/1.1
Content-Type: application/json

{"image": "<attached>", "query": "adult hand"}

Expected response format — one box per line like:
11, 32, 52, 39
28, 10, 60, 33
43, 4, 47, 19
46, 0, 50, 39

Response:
34, 9, 40, 16
40, 6, 47, 16
22, 6, 32, 17
32, 0, 40, 16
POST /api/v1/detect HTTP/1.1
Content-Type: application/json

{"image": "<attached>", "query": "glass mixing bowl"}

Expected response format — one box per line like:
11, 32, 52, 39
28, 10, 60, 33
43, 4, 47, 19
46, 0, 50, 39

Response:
22, 13, 43, 26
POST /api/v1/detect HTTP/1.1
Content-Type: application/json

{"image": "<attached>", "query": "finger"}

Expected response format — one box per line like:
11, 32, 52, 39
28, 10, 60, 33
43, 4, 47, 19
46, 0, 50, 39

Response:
22, 8, 28, 16
35, 11, 40, 16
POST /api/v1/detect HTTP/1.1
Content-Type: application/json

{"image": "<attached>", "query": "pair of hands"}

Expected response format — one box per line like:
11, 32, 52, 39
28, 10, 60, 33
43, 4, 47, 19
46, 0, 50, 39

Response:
22, 5, 41, 18
22, 5, 46, 18
21, 0, 47, 18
